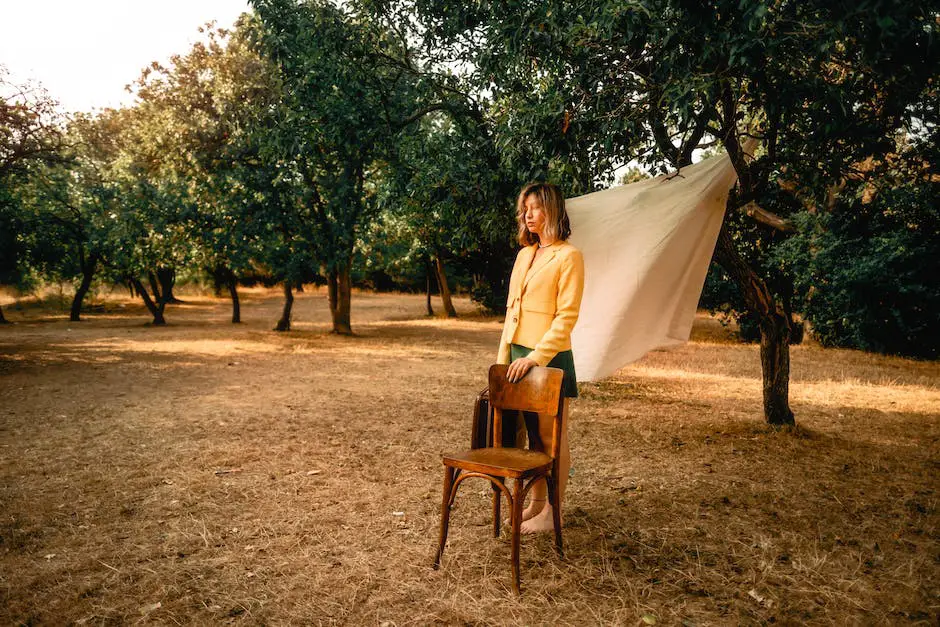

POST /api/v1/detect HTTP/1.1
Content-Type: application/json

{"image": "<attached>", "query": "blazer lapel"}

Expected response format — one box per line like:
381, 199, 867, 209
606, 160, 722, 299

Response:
522, 245, 558, 292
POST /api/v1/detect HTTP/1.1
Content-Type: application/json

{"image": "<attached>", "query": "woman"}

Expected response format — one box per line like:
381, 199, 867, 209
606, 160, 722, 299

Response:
497, 181, 584, 534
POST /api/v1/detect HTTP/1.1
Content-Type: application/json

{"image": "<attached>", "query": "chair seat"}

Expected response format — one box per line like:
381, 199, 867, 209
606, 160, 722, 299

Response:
433, 365, 566, 595
442, 447, 554, 478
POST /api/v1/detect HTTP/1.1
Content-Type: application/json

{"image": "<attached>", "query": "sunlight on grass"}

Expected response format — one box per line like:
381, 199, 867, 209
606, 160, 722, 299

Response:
622, 364, 940, 414
290, 344, 454, 358
2, 290, 937, 625
58, 338, 282, 356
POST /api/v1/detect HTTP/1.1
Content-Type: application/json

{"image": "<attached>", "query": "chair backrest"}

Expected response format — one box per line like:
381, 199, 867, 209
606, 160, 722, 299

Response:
488, 364, 564, 415
488, 364, 565, 457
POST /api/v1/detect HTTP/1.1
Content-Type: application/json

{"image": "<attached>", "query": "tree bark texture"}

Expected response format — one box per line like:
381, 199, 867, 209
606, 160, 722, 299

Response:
70, 252, 99, 322
425, 257, 435, 316
434, 253, 457, 318
759, 311, 795, 426
228, 276, 241, 324
214, 265, 241, 323
275, 280, 293, 331
147, 272, 162, 304
715, 89, 794, 426
157, 267, 181, 303
327, 263, 353, 335
715, 223, 795, 426
131, 277, 167, 325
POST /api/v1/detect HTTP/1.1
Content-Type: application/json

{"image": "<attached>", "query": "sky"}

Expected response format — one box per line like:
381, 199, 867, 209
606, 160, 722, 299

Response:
1, 1, 251, 113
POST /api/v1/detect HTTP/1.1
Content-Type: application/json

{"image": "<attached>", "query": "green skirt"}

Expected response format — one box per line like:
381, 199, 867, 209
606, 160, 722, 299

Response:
510, 344, 579, 398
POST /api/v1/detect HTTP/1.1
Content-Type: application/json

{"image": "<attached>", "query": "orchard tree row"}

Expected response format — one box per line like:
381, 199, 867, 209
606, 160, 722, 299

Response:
1, 0, 937, 425
1, 6, 513, 331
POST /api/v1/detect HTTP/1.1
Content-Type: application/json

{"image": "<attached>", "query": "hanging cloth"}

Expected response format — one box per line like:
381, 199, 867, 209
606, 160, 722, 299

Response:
566, 151, 740, 381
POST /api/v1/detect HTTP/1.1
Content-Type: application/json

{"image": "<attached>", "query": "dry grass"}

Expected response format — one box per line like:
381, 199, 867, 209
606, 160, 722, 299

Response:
0, 288, 937, 625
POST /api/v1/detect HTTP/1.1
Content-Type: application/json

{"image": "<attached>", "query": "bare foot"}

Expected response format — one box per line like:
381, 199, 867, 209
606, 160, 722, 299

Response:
521, 498, 546, 522
520, 503, 560, 534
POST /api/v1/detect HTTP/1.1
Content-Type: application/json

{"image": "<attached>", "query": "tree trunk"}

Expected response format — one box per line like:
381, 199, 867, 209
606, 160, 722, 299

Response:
715, 223, 795, 426
434, 253, 457, 318
295, 283, 305, 293
157, 267, 181, 303
211, 265, 226, 298
327, 262, 353, 335
70, 252, 99, 322
780, 279, 805, 345
147, 272, 162, 304
760, 311, 795, 426
275, 280, 293, 331
713, 94, 794, 426
131, 277, 167, 325
0, 303, 8, 324
228, 274, 241, 324
425, 257, 435, 316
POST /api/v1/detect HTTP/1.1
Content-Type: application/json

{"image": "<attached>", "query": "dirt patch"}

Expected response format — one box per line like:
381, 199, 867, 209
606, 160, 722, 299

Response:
0, 289, 937, 625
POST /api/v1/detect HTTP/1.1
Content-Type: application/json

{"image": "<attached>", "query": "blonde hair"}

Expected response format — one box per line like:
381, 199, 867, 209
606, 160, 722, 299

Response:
515, 182, 571, 246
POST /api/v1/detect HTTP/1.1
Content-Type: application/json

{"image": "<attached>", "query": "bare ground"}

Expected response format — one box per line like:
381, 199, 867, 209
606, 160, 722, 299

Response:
0, 287, 937, 625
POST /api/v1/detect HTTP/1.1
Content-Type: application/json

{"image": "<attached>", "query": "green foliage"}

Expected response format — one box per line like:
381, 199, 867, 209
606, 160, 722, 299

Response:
127, 17, 279, 282
376, 114, 516, 310
250, 0, 413, 264
0, 69, 69, 289
2, 0, 937, 356
658, 0, 937, 354
407, 0, 654, 191
0, 182, 30, 288
352, 212, 425, 291
776, 173, 939, 359
697, 186, 803, 340
618, 167, 651, 186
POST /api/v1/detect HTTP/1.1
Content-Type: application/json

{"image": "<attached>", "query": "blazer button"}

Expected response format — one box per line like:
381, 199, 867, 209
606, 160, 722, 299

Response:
512, 316, 518, 323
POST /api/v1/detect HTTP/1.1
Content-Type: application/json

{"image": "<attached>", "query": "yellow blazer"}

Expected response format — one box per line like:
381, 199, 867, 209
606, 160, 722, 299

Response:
497, 240, 585, 367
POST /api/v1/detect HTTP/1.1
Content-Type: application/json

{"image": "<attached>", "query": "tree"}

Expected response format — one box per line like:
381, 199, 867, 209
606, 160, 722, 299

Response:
774, 139, 940, 358
11, 151, 102, 322
249, 0, 410, 333
0, 68, 68, 323
128, 17, 283, 324
88, 103, 197, 326
250, 0, 523, 328
410, 0, 938, 426
647, 0, 937, 424
379, 114, 517, 317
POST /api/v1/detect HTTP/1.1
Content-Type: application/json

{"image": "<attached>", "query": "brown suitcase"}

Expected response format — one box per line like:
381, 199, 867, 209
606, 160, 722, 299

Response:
470, 387, 522, 449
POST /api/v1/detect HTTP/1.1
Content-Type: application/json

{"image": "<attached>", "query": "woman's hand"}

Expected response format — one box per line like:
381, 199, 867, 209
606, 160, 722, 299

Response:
506, 357, 538, 383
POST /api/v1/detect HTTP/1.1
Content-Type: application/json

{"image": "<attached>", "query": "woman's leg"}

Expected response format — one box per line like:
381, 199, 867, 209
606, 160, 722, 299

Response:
521, 399, 570, 533
520, 410, 545, 521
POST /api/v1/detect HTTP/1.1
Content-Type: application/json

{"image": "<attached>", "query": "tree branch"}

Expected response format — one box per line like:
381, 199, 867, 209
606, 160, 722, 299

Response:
737, 200, 794, 232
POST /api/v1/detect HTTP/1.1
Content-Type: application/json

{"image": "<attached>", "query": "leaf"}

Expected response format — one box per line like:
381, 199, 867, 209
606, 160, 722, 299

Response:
641, 613, 657, 625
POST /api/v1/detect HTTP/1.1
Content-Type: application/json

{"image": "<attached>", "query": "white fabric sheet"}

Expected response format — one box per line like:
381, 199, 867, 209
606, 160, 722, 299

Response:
566, 151, 739, 381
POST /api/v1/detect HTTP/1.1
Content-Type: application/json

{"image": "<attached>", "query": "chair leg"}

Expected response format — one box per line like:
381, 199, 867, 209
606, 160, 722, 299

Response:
546, 473, 564, 558
510, 478, 524, 595
433, 465, 456, 569
492, 478, 504, 538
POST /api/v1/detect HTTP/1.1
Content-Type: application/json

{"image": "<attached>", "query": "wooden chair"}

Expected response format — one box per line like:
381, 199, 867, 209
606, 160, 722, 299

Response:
433, 364, 565, 595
